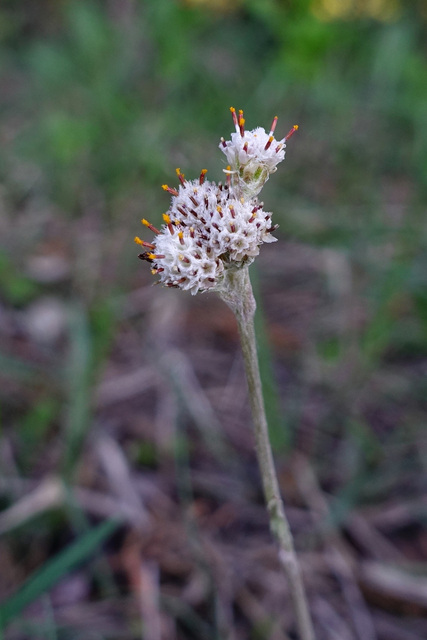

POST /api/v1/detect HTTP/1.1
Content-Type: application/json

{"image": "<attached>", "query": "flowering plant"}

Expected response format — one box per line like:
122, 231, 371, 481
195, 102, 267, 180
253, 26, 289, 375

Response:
134, 108, 314, 640
135, 108, 297, 295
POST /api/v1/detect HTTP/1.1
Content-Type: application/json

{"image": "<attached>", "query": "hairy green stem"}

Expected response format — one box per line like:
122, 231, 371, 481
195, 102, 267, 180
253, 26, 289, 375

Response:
220, 266, 315, 640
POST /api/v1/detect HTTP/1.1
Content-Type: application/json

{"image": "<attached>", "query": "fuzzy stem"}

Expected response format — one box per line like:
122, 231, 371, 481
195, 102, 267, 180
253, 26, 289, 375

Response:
220, 266, 315, 640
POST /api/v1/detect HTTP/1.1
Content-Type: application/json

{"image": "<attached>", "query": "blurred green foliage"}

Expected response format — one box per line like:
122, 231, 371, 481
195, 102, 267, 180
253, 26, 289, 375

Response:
0, 1, 427, 634
0, 0, 425, 454
0, 0, 424, 476
0, 517, 120, 628
0, 0, 425, 215
0, 254, 39, 304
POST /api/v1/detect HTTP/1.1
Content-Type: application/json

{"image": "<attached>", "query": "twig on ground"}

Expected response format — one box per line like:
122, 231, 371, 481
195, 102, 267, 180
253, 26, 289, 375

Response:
293, 454, 376, 640
312, 597, 354, 640
95, 432, 150, 528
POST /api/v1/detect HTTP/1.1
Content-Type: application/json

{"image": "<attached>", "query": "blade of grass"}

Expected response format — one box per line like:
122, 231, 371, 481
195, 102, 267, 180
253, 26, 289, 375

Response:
251, 264, 290, 451
62, 303, 93, 479
0, 352, 58, 385
0, 518, 120, 629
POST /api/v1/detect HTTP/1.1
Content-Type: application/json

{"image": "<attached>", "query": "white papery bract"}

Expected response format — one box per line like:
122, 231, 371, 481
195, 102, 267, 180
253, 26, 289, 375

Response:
220, 127, 285, 198
136, 177, 276, 295
219, 108, 297, 198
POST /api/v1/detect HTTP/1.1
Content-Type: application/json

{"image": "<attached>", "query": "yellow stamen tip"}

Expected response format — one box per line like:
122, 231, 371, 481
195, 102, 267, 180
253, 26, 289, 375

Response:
163, 213, 171, 223
141, 219, 149, 227
201, 169, 207, 175
162, 184, 169, 191
147, 253, 156, 260
294, 125, 299, 130
176, 168, 180, 174
178, 231, 184, 239
229, 106, 235, 113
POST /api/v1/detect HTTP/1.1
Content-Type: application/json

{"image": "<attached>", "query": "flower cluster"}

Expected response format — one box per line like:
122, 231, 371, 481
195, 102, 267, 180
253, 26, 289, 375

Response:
220, 107, 298, 198
135, 170, 276, 295
135, 108, 297, 295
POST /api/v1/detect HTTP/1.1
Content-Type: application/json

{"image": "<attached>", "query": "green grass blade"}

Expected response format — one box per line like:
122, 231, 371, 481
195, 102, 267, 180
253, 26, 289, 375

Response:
0, 518, 120, 629
251, 265, 290, 451
62, 303, 93, 479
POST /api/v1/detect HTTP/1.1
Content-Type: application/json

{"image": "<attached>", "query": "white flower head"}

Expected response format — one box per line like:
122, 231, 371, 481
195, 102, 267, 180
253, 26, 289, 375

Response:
135, 168, 277, 295
135, 108, 298, 294
220, 107, 298, 198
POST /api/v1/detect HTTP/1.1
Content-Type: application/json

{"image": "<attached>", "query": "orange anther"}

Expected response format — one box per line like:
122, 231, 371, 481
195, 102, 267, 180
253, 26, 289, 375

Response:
284, 125, 299, 141
141, 219, 160, 234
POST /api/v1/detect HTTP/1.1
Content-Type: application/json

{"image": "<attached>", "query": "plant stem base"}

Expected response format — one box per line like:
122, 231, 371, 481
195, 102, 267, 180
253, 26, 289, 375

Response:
219, 266, 315, 640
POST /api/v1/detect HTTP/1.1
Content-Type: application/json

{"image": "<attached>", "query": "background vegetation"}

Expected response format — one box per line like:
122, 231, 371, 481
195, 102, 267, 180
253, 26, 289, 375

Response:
0, 1, 426, 638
